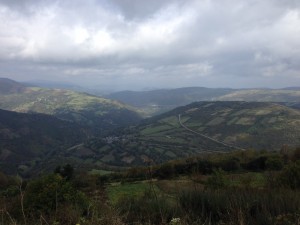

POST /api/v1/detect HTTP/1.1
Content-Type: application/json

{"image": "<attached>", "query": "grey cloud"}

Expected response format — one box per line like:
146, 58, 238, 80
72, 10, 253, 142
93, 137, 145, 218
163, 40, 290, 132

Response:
0, 0, 299, 89
106, 0, 187, 20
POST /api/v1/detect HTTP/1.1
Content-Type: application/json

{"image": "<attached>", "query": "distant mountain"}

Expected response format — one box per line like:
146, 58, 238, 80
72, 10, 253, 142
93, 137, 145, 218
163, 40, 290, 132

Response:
217, 89, 300, 102
107, 87, 300, 116
107, 87, 233, 116
70, 101, 300, 167
0, 79, 142, 134
0, 78, 26, 94
0, 109, 91, 175
22, 80, 94, 94
279, 102, 300, 110
281, 87, 300, 91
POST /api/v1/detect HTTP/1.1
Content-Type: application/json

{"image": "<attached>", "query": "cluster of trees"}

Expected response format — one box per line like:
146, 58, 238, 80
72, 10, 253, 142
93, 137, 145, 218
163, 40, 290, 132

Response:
109, 148, 300, 183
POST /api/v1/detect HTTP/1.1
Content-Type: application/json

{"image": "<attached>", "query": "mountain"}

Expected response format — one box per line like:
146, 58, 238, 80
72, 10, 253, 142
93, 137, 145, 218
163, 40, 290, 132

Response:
70, 101, 300, 167
281, 87, 300, 91
217, 89, 300, 102
107, 87, 300, 116
0, 109, 91, 175
0, 78, 26, 94
279, 102, 300, 110
0, 79, 142, 134
106, 87, 233, 116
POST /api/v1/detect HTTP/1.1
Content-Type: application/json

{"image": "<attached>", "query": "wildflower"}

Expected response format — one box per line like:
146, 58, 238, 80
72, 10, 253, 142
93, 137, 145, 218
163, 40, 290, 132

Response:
170, 217, 181, 225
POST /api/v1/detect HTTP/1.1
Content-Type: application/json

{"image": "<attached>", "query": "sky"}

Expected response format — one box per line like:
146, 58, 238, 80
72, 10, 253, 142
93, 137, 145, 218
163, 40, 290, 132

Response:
0, 0, 300, 90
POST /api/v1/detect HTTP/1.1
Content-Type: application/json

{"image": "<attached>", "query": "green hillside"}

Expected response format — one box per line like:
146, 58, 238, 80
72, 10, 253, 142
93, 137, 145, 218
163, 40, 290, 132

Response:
70, 101, 300, 167
0, 109, 91, 175
0, 79, 142, 134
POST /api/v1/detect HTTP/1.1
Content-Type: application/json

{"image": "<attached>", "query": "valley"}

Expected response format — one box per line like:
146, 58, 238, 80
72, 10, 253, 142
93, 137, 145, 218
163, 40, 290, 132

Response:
0, 78, 300, 175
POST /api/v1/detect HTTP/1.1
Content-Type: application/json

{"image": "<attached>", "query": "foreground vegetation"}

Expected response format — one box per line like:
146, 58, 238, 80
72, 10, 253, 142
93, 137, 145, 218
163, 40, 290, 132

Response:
0, 148, 300, 225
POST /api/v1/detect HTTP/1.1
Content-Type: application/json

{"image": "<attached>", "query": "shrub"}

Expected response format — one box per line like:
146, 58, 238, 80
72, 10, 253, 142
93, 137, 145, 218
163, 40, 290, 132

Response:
24, 174, 89, 217
277, 160, 300, 189
219, 157, 240, 171
245, 156, 267, 171
205, 169, 229, 189
265, 157, 283, 171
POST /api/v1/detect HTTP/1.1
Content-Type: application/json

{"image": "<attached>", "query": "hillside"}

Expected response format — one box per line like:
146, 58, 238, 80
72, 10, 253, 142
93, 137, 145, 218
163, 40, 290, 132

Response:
0, 79, 142, 134
0, 109, 91, 175
70, 101, 300, 167
107, 88, 300, 116
0, 77, 26, 94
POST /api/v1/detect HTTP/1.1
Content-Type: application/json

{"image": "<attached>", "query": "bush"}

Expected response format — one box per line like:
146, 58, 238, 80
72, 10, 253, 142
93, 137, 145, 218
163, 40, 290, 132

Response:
24, 174, 89, 217
205, 169, 229, 189
156, 163, 175, 179
277, 161, 300, 189
219, 158, 240, 171
245, 156, 267, 171
265, 157, 283, 171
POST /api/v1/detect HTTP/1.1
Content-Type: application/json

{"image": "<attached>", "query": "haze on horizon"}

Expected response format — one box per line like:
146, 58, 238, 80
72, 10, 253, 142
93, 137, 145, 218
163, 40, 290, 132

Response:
0, 0, 299, 91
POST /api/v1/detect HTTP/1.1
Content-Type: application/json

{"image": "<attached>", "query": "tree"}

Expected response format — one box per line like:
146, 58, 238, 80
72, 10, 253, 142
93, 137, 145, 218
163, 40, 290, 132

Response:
24, 174, 88, 216
54, 164, 74, 180
277, 161, 300, 189
265, 157, 283, 171
206, 169, 229, 189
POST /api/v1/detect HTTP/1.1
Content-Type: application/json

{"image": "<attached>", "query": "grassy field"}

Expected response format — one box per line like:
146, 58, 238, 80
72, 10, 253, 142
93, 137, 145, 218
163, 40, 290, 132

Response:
107, 181, 159, 204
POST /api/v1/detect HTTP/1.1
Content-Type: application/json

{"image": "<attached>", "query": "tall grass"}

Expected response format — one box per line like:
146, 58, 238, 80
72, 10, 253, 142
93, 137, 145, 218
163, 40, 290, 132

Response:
179, 188, 300, 225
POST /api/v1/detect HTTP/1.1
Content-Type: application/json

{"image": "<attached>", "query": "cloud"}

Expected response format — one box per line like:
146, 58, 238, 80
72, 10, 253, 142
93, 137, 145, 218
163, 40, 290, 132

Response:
0, 0, 299, 89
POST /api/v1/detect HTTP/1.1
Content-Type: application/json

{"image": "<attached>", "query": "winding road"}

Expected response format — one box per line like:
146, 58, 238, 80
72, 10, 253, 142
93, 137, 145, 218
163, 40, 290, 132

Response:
178, 114, 245, 151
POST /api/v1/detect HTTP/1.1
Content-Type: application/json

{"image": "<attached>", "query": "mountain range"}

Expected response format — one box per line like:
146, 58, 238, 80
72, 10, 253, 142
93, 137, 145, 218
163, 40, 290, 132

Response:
107, 87, 300, 116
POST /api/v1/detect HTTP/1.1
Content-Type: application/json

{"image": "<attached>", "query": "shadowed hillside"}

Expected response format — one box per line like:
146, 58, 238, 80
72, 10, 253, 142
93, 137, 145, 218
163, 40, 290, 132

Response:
0, 109, 91, 175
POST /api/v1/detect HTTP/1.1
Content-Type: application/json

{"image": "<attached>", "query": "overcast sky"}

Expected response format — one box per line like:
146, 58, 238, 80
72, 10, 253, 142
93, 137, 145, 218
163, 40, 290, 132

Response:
0, 0, 299, 90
